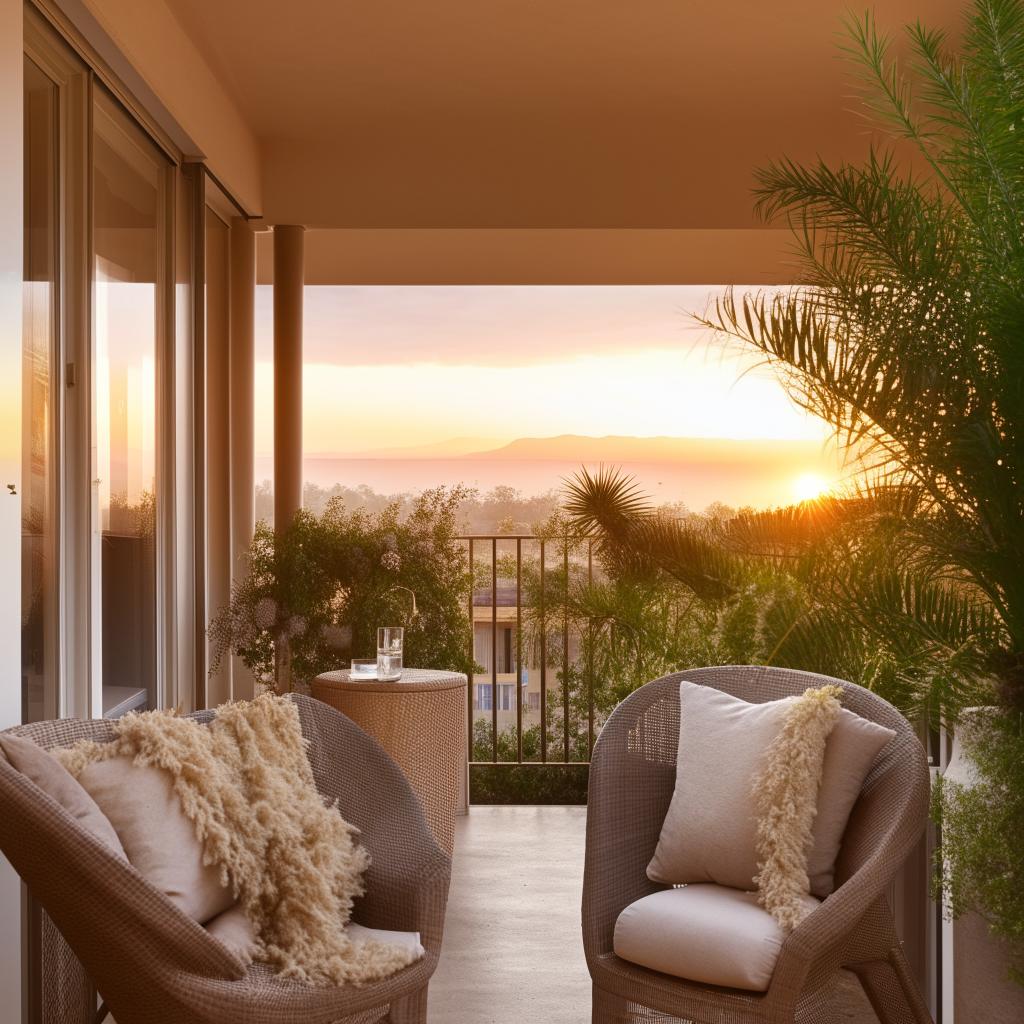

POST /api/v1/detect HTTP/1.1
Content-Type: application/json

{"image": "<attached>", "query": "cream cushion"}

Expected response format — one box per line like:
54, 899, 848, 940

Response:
205, 909, 425, 967
77, 756, 234, 922
614, 884, 820, 991
0, 734, 125, 858
348, 923, 426, 960
647, 681, 895, 898
205, 904, 260, 963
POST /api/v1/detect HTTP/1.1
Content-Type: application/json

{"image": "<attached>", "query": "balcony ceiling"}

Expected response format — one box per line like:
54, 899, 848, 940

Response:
163, 0, 962, 232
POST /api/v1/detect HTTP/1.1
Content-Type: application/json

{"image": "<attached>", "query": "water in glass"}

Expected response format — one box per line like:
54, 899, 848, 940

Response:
377, 626, 404, 681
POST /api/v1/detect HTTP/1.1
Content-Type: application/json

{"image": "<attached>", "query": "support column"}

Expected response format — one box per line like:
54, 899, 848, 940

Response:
273, 225, 304, 531
229, 217, 255, 699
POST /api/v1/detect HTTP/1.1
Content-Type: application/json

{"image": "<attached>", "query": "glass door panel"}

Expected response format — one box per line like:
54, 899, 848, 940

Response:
92, 89, 167, 715
21, 56, 58, 724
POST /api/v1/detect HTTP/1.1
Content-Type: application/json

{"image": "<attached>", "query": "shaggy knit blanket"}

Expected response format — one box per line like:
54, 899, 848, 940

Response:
55, 694, 422, 986
752, 684, 843, 932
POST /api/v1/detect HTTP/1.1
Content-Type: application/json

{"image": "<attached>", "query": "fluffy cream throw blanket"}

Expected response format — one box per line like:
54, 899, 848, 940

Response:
55, 694, 421, 986
752, 684, 843, 932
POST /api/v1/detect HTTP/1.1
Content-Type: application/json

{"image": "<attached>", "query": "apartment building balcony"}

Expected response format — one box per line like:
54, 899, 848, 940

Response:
0, 0, 991, 1021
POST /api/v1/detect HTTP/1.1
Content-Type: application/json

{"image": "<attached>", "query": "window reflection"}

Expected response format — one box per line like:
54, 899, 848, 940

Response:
92, 92, 165, 714
22, 57, 58, 723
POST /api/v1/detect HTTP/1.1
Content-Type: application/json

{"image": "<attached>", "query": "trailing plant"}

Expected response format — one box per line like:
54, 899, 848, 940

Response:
210, 486, 476, 690
933, 712, 1024, 983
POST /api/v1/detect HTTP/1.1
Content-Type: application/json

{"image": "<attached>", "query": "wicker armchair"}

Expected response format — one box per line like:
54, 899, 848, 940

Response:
582, 666, 932, 1024
0, 693, 451, 1024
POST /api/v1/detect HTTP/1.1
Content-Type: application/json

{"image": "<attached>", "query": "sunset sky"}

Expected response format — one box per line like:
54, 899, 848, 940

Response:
253, 285, 831, 457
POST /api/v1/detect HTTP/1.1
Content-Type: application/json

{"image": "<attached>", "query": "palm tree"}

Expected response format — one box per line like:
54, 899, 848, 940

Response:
564, 0, 1024, 977
563, 467, 1000, 722
699, 0, 1024, 708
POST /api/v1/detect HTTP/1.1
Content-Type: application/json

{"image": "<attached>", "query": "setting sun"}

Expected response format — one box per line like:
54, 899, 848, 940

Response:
792, 473, 833, 503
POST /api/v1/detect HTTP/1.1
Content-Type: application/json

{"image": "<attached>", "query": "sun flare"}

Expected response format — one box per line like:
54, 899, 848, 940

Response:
792, 473, 833, 503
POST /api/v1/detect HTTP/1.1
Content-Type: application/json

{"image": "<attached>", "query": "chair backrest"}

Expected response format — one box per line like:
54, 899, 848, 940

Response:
0, 692, 442, 1009
594, 665, 928, 890
0, 705, 248, 1020
9, 715, 118, 751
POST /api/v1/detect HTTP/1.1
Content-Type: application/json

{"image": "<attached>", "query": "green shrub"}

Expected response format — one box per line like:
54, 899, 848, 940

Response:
934, 711, 1024, 983
210, 486, 476, 689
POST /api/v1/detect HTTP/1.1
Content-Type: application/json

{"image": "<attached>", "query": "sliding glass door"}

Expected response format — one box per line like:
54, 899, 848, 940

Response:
21, 9, 192, 725
91, 88, 170, 717
21, 54, 58, 724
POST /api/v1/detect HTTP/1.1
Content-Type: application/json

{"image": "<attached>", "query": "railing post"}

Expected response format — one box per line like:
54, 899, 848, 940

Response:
516, 538, 523, 763
539, 539, 547, 764
563, 538, 570, 763
467, 538, 474, 762
587, 538, 595, 756
459, 533, 596, 775
491, 537, 498, 763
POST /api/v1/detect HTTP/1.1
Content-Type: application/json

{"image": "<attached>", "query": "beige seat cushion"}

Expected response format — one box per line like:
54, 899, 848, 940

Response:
347, 922, 425, 960
205, 904, 260, 963
0, 734, 125, 858
77, 756, 234, 922
205, 907, 425, 967
647, 681, 895, 897
614, 884, 819, 991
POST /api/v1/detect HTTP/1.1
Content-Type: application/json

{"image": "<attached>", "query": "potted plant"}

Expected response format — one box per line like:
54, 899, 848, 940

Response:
210, 486, 477, 692
935, 709, 1024, 1017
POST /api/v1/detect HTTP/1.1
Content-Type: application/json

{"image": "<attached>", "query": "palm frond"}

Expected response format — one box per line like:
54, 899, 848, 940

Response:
562, 466, 652, 539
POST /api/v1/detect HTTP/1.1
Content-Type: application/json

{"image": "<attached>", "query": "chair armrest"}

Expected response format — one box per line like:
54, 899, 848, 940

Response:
293, 694, 452, 951
768, 742, 930, 998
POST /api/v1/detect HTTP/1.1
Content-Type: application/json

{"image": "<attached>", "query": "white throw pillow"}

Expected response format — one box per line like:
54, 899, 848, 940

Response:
614, 884, 820, 991
76, 756, 235, 922
646, 680, 895, 898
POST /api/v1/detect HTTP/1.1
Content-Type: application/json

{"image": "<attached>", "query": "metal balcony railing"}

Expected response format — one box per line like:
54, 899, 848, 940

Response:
459, 535, 596, 768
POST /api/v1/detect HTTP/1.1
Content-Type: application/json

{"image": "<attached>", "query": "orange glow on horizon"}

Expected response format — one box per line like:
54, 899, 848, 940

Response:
792, 473, 834, 503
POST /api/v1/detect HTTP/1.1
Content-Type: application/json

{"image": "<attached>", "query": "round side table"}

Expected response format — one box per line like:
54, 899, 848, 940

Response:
311, 668, 468, 854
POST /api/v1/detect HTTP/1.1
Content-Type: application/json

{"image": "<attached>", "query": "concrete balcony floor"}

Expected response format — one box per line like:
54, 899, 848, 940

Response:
429, 804, 879, 1024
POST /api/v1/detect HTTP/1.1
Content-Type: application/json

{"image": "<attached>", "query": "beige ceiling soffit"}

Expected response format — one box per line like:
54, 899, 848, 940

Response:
255, 229, 801, 286
35, 0, 189, 161
47, 0, 261, 215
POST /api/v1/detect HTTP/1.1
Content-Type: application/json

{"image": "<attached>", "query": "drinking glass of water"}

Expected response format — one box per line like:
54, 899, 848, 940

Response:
377, 626, 404, 681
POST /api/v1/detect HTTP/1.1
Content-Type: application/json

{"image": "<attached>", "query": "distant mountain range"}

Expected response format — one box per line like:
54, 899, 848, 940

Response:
279, 433, 842, 509
460, 434, 829, 464
306, 436, 503, 460
306, 433, 832, 465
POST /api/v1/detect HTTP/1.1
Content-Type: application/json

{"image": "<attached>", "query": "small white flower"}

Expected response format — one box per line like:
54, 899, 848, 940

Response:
381, 551, 402, 572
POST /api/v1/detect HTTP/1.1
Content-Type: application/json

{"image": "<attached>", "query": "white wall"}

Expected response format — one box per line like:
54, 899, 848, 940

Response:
0, 0, 23, 1019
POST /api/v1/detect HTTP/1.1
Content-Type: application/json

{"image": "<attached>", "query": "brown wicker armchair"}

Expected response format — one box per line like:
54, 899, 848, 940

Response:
582, 666, 933, 1024
0, 693, 451, 1024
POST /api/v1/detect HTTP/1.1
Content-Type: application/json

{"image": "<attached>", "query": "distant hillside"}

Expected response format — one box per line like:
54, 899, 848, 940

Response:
308, 436, 505, 459
461, 434, 831, 466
